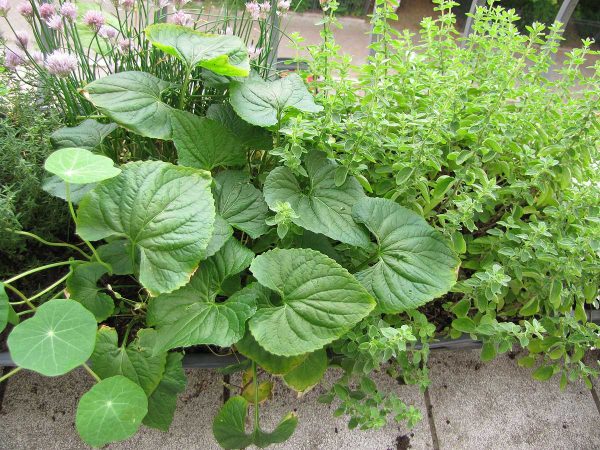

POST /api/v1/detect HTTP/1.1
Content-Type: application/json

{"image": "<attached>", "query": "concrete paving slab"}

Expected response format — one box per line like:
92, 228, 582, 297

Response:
427, 349, 600, 450
0, 368, 225, 450
230, 368, 433, 450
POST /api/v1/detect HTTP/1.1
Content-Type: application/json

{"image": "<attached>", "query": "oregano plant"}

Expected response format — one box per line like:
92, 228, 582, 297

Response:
0, 22, 459, 449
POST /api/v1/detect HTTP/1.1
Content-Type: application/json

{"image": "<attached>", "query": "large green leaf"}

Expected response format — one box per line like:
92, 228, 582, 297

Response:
235, 333, 307, 375
206, 103, 272, 150
76, 161, 215, 296
42, 176, 96, 204
44, 148, 121, 184
83, 72, 174, 140
352, 197, 460, 312
205, 215, 233, 258
283, 349, 328, 392
66, 262, 114, 322
7, 299, 97, 376
143, 352, 187, 431
248, 248, 375, 356
230, 74, 323, 127
90, 328, 167, 396
213, 396, 297, 449
263, 151, 369, 247
147, 238, 256, 351
76, 375, 148, 447
50, 119, 117, 150
145, 24, 249, 76
215, 171, 270, 239
171, 110, 247, 170
0, 282, 8, 333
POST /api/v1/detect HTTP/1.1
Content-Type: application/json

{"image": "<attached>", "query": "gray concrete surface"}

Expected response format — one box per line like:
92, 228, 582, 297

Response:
427, 349, 600, 450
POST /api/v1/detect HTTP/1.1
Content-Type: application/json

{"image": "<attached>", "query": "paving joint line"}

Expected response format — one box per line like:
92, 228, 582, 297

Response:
590, 384, 600, 417
423, 387, 440, 450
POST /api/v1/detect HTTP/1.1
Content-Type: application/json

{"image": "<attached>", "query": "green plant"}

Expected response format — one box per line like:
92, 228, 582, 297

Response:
0, 22, 458, 448
286, 0, 600, 391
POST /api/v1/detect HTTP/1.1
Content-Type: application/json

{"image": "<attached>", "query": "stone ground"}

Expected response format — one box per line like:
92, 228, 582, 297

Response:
1, 349, 599, 449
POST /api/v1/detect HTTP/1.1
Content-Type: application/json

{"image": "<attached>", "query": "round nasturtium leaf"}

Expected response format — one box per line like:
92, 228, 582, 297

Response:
7, 299, 97, 376
44, 147, 121, 184
76, 375, 148, 447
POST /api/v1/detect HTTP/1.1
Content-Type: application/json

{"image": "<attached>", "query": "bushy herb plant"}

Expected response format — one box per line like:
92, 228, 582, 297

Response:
286, 0, 600, 391
0, 20, 459, 448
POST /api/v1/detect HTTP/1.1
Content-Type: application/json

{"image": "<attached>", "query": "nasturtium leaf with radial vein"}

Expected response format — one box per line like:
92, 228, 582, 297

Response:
264, 151, 369, 247
83, 71, 174, 140
230, 73, 323, 127
143, 352, 187, 431
66, 262, 115, 322
215, 170, 270, 239
145, 24, 250, 76
50, 119, 117, 150
213, 396, 297, 450
7, 299, 97, 376
76, 161, 215, 296
351, 197, 460, 313
248, 248, 375, 356
90, 328, 167, 396
76, 375, 148, 447
44, 148, 121, 184
171, 110, 247, 170
147, 238, 256, 352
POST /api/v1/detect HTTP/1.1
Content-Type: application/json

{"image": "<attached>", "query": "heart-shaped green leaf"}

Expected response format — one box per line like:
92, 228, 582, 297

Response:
213, 396, 297, 450
7, 299, 97, 376
145, 24, 249, 76
207, 103, 272, 150
76, 161, 215, 296
235, 333, 307, 375
352, 197, 460, 312
76, 375, 148, 447
215, 171, 270, 239
147, 238, 256, 351
90, 328, 167, 396
44, 148, 121, 184
264, 151, 369, 247
42, 176, 96, 204
143, 352, 187, 431
50, 120, 117, 150
249, 248, 375, 356
0, 283, 8, 333
230, 74, 322, 127
83, 72, 174, 140
171, 110, 247, 170
283, 349, 328, 392
66, 262, 115, 322
96, 240, 135, 275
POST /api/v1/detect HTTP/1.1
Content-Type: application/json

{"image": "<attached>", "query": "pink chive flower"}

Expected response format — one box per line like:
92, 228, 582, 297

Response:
277, 0, 291, 13
0, 0, 10, 17
248, 45, 262, 60
32, 50, 45, 65
172, 10, 192, 27
61, 2, 78, 21
245, 2, 260, 20
4, 49, 25, 70
15, 31, 30, 49
18, 2, 33, 18
46, 15, 64, 32
39, 3, 56, 20
83, 10, 105, 30
98, 25, 118, 41
117, 38, 133, 53
121, 0, 135, 10
45, 50, 78, 77
157, 0, 170, 7
259, 1, 271, 18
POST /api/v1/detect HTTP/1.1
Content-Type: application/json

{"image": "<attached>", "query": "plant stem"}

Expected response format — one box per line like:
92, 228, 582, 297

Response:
252, 361, 260, 432
8, 230, 91, 260
82, 363, 101, 382
179, 68, 192, 109
27, 273, 70, 303
0, 367, 22, 384
4, 283, 37, 311
3, 261, 74, 285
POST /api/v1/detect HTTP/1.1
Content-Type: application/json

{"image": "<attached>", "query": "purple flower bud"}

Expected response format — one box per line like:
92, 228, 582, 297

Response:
120, 0, 135, 11
245, 2, 260, 20
17, 2, 33, 18
39, 3, 56, 20
45, 50, 78, 77
98, 25, 118, 41
32, 50, 45, 65
5, 49, 26, 70
83, 10, 105, 30
61, 2, 78, 22
172, 10, 192, 27
0, 0, 10, 17
46, 15, 64, 32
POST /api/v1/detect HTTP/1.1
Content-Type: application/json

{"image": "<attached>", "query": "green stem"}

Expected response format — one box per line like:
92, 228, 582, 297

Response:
3, 261, 74, 285
27, 273, 70, 303
9, 230, 91, 260
82, 363, 101, 382
0, 367, 22, 383
252, 361, 260, 432
17, 310, 35, 317
3, 283, 37, 311
179, 68, 193, 109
